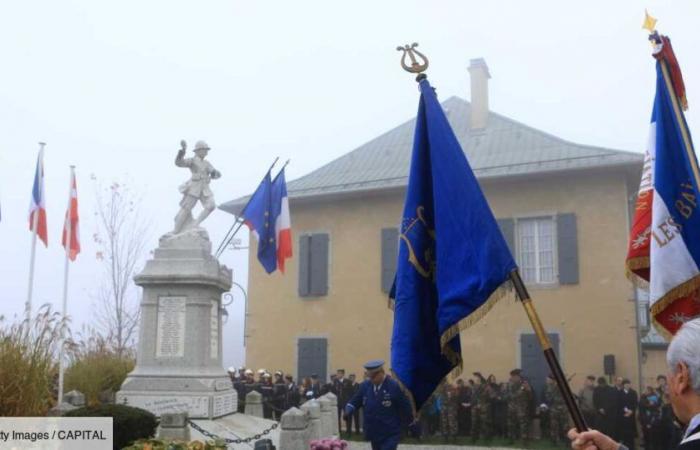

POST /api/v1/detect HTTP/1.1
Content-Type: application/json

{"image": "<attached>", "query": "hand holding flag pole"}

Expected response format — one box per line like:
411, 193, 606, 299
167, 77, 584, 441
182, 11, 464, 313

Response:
395, 44, 587, 432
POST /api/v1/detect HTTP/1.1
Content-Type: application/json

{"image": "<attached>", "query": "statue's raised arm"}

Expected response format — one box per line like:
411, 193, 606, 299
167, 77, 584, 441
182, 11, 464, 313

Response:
171, 140, 220, 235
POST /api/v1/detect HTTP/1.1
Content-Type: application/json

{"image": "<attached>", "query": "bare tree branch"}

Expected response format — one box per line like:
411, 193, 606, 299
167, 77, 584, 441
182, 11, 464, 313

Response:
92, 179, 151, 357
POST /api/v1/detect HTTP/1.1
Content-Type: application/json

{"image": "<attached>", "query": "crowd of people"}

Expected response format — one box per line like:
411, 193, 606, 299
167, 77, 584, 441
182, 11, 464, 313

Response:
227, 365, 685, 448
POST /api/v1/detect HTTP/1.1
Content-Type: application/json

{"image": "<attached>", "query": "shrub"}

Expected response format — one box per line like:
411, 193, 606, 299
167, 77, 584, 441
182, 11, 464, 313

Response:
0, 305, 66, 416
65, 329, 135, 406
125, 439, 227, 449
65, 404, 157, 450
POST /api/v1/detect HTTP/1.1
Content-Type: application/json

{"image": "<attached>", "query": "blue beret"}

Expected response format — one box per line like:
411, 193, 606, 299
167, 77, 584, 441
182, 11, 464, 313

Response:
363, 359, 385, 371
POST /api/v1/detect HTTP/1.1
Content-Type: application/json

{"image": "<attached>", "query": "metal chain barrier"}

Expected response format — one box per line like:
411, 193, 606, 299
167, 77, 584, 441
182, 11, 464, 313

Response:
188, 419, 279, 444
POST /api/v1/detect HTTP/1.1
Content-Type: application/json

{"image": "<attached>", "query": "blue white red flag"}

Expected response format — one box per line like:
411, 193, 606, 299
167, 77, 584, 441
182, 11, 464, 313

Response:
626, 35, 700, 337
271, 169, 292, 273
29, 146, 48, 246
243, 168, 293, 274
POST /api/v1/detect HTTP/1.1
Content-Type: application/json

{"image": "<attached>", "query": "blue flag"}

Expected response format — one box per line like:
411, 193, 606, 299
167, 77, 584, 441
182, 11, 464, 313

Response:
242, 172, 277, 273
390, 78, 517, 412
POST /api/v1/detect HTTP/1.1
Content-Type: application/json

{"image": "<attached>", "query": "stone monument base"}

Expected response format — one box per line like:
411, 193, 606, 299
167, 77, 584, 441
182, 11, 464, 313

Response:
116, 228, 236, 419
116, 389, 237, 419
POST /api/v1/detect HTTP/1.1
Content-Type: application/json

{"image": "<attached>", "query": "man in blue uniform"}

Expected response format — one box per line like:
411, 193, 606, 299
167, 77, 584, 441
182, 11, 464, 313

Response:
344, 359, 418, 450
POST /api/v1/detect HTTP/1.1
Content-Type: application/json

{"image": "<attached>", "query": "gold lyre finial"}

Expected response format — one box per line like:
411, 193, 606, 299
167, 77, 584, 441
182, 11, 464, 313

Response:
397, 43, 429, 80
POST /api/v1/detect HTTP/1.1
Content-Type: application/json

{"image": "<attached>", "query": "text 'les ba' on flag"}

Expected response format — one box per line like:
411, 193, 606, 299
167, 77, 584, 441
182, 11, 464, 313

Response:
390, 77, 516, 412
242, 168, 292, 274
28, 145, 48, 246
627, 35, 700, 337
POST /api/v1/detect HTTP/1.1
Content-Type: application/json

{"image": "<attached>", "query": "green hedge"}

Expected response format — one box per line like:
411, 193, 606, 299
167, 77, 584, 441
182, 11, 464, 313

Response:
64, 404, 157, 450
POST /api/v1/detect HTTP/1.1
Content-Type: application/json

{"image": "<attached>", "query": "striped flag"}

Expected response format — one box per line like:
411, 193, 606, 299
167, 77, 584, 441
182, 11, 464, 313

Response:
627, 34, 700, 337
28, 146, 48, 246
62, 169, 80, 261
272, 168, 292, 273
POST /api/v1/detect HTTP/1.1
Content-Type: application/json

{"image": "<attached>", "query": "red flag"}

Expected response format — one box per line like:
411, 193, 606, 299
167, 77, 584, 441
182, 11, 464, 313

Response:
62, 170, 80, 261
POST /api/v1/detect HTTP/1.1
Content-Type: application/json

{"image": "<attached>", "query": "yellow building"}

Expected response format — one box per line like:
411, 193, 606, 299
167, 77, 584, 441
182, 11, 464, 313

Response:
221, 59, 658, 397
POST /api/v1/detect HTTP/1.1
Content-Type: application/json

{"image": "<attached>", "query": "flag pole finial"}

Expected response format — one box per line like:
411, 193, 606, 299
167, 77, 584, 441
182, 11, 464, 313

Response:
642, 9, 658, 33
397, 43, 429, 81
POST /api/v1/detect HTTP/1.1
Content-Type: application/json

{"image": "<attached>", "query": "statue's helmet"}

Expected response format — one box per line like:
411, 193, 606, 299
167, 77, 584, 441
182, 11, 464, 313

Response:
194, 140, 210, 152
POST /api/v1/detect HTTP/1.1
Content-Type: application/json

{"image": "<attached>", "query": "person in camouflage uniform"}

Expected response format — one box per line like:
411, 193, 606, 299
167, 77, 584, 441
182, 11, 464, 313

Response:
543, 374, 569, 445
471, 372, 493, 443
506, 369, 532, 444
439, 384, 459, 442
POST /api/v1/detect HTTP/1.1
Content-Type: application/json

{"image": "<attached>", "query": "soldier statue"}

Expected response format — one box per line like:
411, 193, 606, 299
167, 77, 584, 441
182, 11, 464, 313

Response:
172, 140, 221, 234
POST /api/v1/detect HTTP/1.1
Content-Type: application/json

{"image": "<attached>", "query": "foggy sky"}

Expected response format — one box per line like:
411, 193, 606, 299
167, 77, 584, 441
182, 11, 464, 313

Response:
1, 0, 699, 369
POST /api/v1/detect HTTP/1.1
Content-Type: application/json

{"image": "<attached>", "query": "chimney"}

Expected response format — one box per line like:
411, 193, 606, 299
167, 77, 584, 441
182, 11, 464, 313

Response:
468, 58, 490, 130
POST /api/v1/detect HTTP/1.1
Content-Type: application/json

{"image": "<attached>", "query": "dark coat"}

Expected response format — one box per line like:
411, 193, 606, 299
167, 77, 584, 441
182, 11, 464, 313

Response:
619, 389, 638, 438
679, 423, 700, 449
593, 385, 618, 436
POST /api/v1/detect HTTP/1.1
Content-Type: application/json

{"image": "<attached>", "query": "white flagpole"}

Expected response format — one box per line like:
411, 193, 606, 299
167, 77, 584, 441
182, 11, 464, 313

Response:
58, 165, 75, 406
25, 142, 45, 324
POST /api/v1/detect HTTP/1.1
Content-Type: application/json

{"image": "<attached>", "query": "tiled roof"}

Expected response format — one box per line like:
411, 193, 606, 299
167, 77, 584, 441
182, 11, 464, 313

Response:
221, 96, 642, 213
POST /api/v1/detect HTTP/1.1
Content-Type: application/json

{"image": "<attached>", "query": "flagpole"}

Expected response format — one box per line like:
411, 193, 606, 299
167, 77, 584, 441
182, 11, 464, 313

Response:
214, 157, 280, 258
396, 43, 588, 432
658, 59, 700, 189
25, 141, 45, 324
510, 269, 588, 432
57, 165, 75, 407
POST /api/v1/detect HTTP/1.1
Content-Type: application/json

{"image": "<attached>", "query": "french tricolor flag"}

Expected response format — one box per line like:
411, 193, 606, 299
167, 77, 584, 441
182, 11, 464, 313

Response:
627, 36, 700, 337
272, 169, 292, 273
243, 168, 293, 274
28, 145, 48, 247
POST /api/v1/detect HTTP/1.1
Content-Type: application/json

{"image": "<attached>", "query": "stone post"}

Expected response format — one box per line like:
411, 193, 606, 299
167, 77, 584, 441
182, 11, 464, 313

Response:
318, 396, 334, 438
278, 407, 310, 450
324, 392, 339, 437
300, 399, 321, 441
245, 390, 263, 418
158, 412, 190, 441
64, 390, 86, 407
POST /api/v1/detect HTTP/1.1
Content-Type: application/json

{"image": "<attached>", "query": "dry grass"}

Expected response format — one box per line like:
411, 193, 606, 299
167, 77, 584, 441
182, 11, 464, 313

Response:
65, 327, 135, 406
0, 304, 67, 416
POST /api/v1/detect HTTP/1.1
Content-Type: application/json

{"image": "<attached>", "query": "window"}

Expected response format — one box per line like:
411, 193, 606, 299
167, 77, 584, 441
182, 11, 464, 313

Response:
298, 233, 329, 297
637, 288, 651, 332
499, 213, 578, 286
381, 228, 399, 293
517, 217, 557, 284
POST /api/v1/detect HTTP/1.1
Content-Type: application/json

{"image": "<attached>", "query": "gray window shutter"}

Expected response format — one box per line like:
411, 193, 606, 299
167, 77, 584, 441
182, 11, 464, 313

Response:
298, 235, 311, 297
557, 213, 579, 284
309, 233, 329, 296
497, 218, 515, 256
381, 228, 399, 293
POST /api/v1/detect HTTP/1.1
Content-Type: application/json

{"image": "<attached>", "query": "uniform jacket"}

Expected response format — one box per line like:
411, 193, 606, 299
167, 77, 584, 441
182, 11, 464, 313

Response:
346, 376, 413, 442
175, 153, 217, 198
578, 385, 596, 415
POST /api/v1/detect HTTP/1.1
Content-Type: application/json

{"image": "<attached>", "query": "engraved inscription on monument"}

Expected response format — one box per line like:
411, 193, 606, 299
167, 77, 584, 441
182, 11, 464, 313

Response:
156, 296, 186, 358
121, 395, 210, 417
212, 392, 237, 417
210, 299, 218, 358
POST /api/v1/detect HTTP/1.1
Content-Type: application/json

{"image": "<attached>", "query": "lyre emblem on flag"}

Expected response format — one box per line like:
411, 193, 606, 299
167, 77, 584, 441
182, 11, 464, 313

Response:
399, 206, 436, 281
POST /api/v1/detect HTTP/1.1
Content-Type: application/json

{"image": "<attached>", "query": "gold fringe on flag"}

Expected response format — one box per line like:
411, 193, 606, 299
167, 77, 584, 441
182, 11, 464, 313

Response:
389, 279, 514, 417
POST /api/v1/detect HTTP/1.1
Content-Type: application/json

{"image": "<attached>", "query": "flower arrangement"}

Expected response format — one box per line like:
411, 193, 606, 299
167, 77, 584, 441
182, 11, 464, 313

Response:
309, 438, 348, 450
